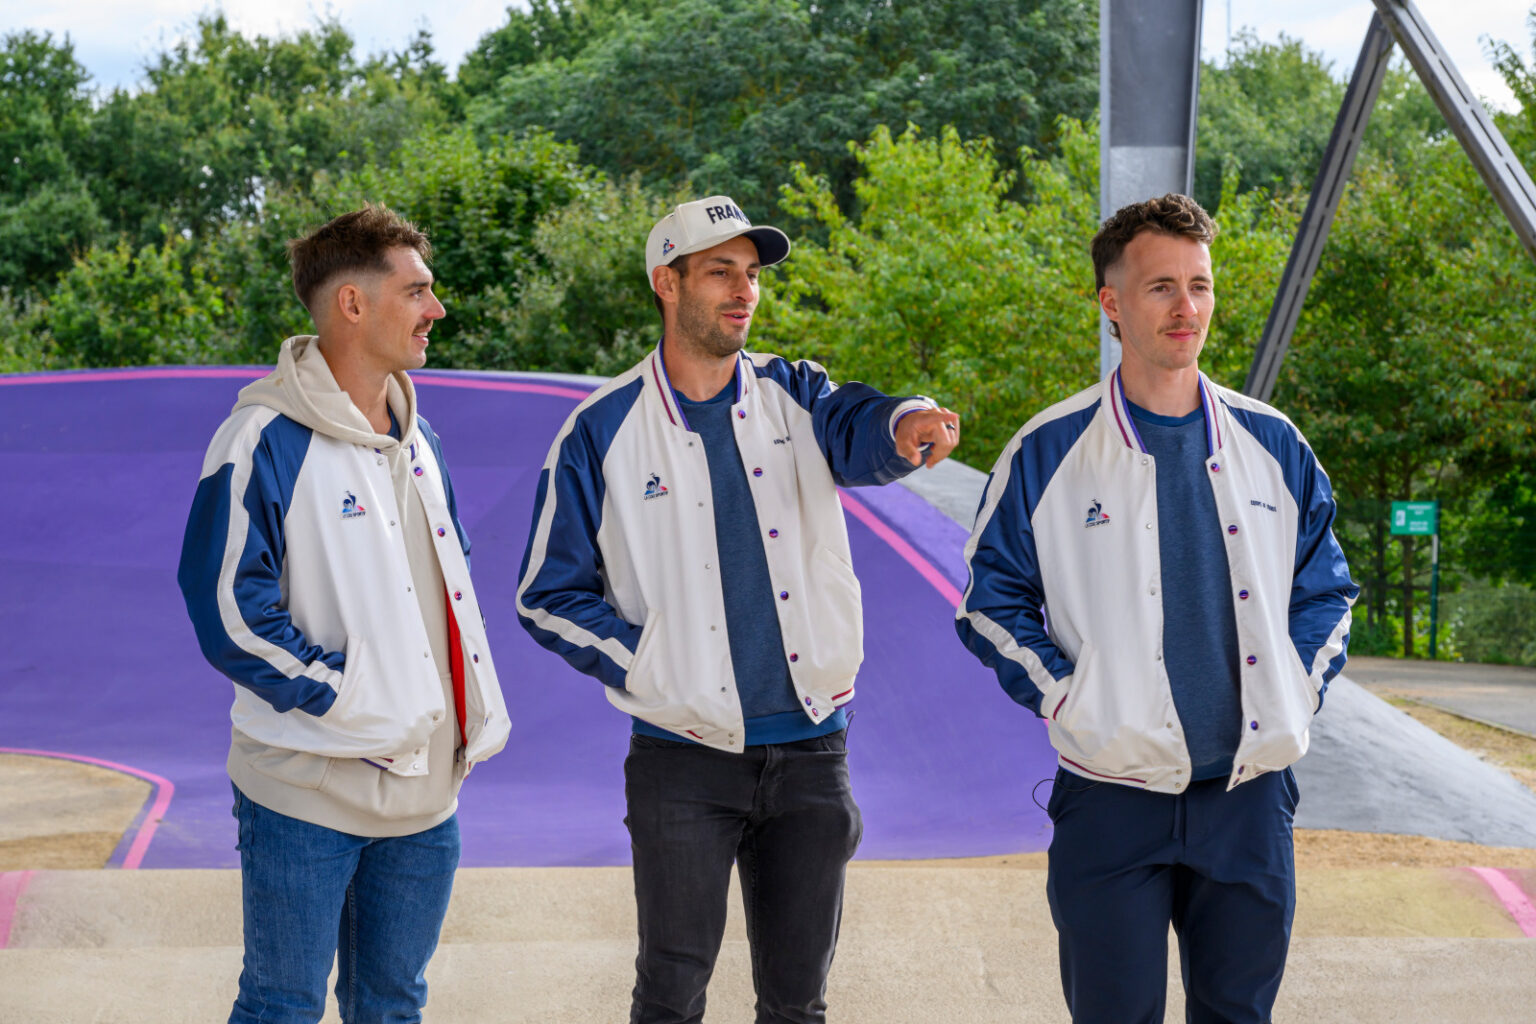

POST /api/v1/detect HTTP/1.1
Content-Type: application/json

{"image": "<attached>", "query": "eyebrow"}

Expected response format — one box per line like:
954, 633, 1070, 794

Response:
703, 255, 762, 271
403, 277, 434, 291
1146, 273, 1212, 285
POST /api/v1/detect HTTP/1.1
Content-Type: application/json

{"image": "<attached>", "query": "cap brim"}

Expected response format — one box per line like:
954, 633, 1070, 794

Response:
741, 226, 791, 268
671, 225, 791, 269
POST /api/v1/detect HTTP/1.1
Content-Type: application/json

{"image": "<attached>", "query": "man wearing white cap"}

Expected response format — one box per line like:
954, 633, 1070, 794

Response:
517, 195, 960, 1022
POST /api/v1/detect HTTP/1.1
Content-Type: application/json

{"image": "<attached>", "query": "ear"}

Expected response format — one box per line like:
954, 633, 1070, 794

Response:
335, 282, 366, 325
1098, 284, 1119, 327
652, 264, 680, 306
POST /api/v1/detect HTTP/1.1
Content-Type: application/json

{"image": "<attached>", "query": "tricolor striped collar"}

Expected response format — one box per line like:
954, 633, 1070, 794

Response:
647, 338, 752, 431
1106, 368, 1223, 457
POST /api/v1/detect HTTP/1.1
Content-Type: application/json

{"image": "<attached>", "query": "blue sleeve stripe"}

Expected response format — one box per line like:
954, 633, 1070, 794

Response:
515, 375, 644, 676
178, 413, 343, 714
956, 398, 1099, 710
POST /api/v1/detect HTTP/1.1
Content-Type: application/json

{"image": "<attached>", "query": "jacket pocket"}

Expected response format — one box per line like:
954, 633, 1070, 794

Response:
244, 746, 332, 791
319, 634, 440, 755
1046, 642, 1166, 780
804, 545, 863, 681
621, 611, 665, 701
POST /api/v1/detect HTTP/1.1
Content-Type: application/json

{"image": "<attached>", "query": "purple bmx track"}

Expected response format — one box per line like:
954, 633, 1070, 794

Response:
0, 367, 1055, 869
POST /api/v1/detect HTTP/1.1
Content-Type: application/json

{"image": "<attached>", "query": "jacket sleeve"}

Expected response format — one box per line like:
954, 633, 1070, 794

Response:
516, 416, 643, 688
1288, 439, 1360, 707
955, 442, 1077, 715
176, 417, 345, 716
764, 356, 936, 487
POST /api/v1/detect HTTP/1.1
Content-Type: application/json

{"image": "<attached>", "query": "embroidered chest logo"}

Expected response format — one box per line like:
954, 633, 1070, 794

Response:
341, 491, 367, 519
643, 473, 669, 501
772, 434, 791, 446
1250, 499, 1278, 512
1084, 499, 1111, 528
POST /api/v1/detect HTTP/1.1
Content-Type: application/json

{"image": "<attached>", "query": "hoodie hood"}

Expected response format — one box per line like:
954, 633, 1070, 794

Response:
234, 336, 418, 451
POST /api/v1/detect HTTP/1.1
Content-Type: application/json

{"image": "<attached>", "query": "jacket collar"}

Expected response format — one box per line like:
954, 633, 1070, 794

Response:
645, 338, 754, 431
1106, 367, 1224, 458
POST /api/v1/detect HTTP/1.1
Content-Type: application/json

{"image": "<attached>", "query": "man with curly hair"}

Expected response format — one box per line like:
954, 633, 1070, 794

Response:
957, 193, 1357, 1023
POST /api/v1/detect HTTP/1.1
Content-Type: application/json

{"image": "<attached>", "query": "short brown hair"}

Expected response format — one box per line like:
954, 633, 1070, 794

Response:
1091, 193, 1216, 291
287, 204, 432, 314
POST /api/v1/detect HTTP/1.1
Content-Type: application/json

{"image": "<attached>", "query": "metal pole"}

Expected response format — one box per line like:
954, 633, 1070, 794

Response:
1429, 531, 1441, 659
1372, 0, 1536, 261
1242, 14, 1395, 401
1100, 0, 1204, 379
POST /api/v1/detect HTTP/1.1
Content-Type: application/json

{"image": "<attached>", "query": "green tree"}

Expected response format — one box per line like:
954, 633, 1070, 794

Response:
491, 174, 689, 375
80, 15, 452, 247
467, 0, 1096, 219
0, 31, 105, 290
44, 235, 226, 366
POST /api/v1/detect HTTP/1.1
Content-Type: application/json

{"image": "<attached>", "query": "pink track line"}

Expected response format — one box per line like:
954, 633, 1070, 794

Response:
0, 870, 35, 950
410, 374, 594, 400
1467, 867, 1536, 937
1, 366, 597, 400
0, 747, 174, 871
0, 367, 266, 385
839, 491, 963, 608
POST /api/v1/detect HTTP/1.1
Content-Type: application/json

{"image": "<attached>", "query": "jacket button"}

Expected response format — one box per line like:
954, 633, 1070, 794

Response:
414, 467, 423, 476
411, 762, 422, 771
753, 467, 763, 477
1145, 522, 1153, 530
454, 591, 462, 601
1228, 524, 1239, 535
779, 591, 789, 600
472, 653, 479, 663
737, 410, 746, 419
768, 529, 778, 538
437, 527, 447, 537
1246, 655, 1258, 665
1238, 589, 1249, 600
1250, 720, 1259, 730
1210, 462, 1221, 473
789, 653, 798, 662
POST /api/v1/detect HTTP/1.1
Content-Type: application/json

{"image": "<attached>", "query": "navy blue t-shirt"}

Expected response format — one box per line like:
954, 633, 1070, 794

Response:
1128, 400, 1241, 780
632, 380, 844, 745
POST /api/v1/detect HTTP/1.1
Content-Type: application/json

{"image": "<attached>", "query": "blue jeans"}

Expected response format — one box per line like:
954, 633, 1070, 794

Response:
228, 784, 459, 1024
1045, 767, 1298, 1024
624, 731, 863, 1024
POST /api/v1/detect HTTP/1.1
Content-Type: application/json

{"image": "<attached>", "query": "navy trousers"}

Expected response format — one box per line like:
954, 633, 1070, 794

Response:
623, 730, 862, 1024
1045, 766, 1299, 1024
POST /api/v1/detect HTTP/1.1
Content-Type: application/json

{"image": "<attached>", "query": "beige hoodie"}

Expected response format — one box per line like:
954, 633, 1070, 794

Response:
225, 336, 470, 837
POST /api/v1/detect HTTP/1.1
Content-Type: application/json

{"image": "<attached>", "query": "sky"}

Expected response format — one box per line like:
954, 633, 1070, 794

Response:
1, 0, 1531, 112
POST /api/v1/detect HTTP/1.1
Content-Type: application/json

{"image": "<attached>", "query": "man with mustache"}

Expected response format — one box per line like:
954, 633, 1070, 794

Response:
178, 205, 511, 1023
517, 195, 960, 1023
956, 193, 1357, 1023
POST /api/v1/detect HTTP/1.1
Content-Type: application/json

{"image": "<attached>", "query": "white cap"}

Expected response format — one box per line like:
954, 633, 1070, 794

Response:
645, 195, 791, 291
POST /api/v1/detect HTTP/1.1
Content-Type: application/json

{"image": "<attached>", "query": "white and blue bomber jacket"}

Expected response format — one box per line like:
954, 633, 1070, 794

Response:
516, 341, 933, 752
957, 370, 1358, 793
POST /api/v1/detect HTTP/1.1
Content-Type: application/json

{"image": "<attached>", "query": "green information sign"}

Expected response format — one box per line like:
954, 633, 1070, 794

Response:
1390, 500, 1438, 536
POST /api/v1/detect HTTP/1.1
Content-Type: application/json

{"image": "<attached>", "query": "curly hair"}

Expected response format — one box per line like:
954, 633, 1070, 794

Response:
287, 204, 432, 315
1091, 193, 1216, 292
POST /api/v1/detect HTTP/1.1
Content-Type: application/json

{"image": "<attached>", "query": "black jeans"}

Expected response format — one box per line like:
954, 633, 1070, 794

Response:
623, 730, 863, 1024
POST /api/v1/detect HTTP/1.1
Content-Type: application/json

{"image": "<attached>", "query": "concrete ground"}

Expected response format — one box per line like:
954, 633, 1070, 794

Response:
4, 862, 1536, 1023
1347, 656, 1536, 738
